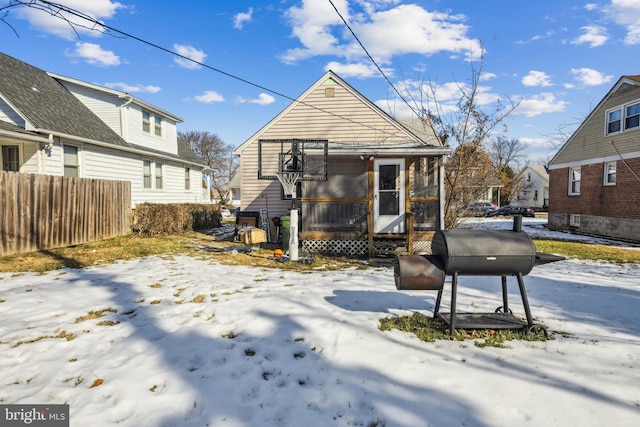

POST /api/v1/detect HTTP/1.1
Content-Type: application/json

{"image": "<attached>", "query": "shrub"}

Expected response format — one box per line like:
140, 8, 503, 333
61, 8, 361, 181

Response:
132, 203, 220, 236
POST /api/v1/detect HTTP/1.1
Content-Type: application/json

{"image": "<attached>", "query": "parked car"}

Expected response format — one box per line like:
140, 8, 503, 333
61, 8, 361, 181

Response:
467, 202, 496, 216
485, 205, 535, 218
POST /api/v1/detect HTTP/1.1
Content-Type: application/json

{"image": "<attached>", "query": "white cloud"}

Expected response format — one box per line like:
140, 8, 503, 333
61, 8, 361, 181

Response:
323, 61, 384, 78
522, 71, 553, 87
604, 0, 640, 44
233, 7, 254, 30
570, 67, 614, 86
173, 44, 207, 69
249, 93, 276, 105
236, 93, 276, 105
281, 2, 483, 66
194, 91, 224, 103
480, 72, 497, 81
104, 82, 161, 93
514, 93, 568, 117
571, 25, 608, 47
65, 42, 120, 67
14, 0, 124, 40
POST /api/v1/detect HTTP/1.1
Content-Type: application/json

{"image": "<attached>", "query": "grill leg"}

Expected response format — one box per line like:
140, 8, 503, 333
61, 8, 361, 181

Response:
516, 273, 534, 327
434, 288, 443, 318
501, 276, 509, 314
449, 272, 458, 335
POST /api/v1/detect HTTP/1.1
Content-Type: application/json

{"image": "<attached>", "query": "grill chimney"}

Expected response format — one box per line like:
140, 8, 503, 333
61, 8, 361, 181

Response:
513, 215, 522, 232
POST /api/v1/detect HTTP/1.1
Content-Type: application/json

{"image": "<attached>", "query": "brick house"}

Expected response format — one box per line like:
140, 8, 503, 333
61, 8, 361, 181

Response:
547, 75, 640, 242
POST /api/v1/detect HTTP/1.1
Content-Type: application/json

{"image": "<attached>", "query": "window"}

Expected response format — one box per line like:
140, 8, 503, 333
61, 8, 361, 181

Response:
2, 145, 19, 171
143, 160, 152, 188
534, 190, 539, 201
569, 214, 580, 227
142, 110, 163, 136
569, 167, 581, 195
142, 111, 151, 133
154, 116, 162, 136
604, 161, 616, 186
155, 162, 163, 189
625, 102, 640, 130
607, 109, 621, 134
527, 172, 532, 182
63, 145, 79, 177
185, 167, 191, 190
607, 100, 640, 134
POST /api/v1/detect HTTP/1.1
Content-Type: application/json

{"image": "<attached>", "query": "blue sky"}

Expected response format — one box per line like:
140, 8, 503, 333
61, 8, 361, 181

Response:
2, 0, 639, 163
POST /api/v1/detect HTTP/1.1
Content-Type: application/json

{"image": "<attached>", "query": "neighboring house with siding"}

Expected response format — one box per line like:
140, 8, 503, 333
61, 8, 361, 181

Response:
547, 75, 640, 242
0, 52, 209, 207
234, 71, 450, 258
512, 165, 549, 210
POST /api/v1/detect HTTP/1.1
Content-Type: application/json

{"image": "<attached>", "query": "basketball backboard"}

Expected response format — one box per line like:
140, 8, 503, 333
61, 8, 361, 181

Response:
258, 139, 328, 181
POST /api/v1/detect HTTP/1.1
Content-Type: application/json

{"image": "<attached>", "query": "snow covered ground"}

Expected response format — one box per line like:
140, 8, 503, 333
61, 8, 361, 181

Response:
1, 218, 639, 427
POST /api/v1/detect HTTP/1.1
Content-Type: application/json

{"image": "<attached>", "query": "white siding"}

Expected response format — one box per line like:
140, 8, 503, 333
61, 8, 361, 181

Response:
80, 144, 205, 207
59, 79, 180, 157
58, 81, 123, 135
20, 143, 39, 174
0, 99, 24, 126
124, 104, 179, 156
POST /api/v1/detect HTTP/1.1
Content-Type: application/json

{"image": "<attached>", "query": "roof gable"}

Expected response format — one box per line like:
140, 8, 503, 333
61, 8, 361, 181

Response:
549, 75, 640, 167
235, 70, 442, 155
48, 73, 183, 123
518, 165, 549, 181
0, 52, 129, 148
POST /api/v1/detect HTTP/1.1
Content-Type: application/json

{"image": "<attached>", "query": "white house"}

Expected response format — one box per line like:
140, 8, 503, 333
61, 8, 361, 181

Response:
0, 52, 209, 207
512, 165, 549, 210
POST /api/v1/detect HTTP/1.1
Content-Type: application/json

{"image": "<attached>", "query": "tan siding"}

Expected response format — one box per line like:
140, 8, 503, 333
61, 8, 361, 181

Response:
238, 73, 438, 218
554, 85, 640, 164
260, 85, 410, 143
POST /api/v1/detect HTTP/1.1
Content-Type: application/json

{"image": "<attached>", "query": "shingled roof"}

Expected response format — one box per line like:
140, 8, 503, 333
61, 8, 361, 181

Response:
0, 52, 130, 148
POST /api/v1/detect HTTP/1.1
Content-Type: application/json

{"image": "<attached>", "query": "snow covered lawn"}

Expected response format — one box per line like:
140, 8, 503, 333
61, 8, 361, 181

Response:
1, 218, 639, 426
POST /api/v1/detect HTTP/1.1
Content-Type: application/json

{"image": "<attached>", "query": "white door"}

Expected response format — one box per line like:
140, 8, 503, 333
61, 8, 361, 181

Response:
374, 159, 405, 233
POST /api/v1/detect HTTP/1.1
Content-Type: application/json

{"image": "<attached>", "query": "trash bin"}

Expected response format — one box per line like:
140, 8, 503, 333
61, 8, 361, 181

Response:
281, 215, 290, 251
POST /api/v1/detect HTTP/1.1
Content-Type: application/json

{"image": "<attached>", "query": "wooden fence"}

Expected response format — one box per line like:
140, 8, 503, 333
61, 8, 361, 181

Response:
1, 171, 131, 257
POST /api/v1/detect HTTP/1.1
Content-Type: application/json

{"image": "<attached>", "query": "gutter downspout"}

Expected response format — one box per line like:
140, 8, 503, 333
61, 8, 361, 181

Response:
119, 95, 134, 140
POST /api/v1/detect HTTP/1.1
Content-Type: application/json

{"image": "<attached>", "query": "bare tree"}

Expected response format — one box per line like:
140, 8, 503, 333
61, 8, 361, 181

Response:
178, 130, 238, 205
488, 136, 529, 205
405, 54, 521, 228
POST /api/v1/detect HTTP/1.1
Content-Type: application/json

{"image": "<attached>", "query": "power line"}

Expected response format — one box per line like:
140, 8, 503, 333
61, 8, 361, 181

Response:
326, 0, 419, 117
21, 0, 415, 140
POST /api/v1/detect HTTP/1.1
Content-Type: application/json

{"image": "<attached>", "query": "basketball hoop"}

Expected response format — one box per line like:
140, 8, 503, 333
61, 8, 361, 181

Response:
276, 171, 301, 199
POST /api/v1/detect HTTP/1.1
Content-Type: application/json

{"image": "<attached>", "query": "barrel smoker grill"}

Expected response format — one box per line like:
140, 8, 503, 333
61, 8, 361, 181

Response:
394, 216, 564, 335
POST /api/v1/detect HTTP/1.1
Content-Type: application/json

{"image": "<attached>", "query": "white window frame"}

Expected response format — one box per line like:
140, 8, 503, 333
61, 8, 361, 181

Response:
63, 144, 79, 177
143, 159, 152, 189
624, 102, 640, 131
606, 108, 621, 135
605, 98, 640, 135
569, 214, 580, 227
142, 110, 163, 137
155, 162, 164, 190
185, 167, 191, 190
604, 161, 616, 186
142, 111, 151, 133
569, 167, 581, 195
154, 115, 162, 137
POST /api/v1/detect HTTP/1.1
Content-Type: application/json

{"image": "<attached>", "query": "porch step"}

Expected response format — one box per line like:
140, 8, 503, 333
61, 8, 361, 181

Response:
372, 236, 409, 258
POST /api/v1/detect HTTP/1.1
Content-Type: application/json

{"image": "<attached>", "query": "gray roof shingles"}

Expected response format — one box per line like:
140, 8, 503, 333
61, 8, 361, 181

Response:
0, 52, 205, 167
0, 52, 130, 148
